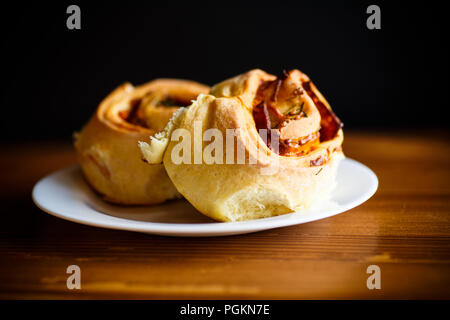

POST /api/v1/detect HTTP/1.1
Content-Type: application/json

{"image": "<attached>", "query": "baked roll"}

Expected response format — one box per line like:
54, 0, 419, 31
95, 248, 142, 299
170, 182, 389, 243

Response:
140, 70, 344, 221
75, 79, 209, 204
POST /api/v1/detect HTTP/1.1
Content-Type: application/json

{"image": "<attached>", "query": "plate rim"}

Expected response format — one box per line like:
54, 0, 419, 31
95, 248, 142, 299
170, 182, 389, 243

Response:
32, 158, 378, 236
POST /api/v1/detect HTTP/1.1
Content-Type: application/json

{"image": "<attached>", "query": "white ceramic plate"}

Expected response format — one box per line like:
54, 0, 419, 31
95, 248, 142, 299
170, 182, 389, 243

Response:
32, 158, 377, 237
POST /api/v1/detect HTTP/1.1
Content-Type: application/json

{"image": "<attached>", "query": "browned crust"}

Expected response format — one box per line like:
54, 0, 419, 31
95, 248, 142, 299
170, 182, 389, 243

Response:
74, 79, 210, 205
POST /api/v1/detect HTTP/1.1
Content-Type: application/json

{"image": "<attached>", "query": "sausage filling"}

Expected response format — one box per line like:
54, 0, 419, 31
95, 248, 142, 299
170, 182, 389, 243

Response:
252, 70, 342, 158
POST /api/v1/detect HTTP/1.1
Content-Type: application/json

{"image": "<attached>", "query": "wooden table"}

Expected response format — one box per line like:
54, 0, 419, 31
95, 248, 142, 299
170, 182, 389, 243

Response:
1, 131, 449, 299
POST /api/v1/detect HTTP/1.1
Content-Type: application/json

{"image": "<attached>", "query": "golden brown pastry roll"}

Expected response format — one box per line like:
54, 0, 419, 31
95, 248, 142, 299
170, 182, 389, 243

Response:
75, 79, 209, 205
140, 70, 344, 221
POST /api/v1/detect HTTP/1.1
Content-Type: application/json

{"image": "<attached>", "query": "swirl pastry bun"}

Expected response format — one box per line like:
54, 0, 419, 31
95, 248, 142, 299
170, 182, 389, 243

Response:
140, 69, 344, 221
75, 79, 209, 204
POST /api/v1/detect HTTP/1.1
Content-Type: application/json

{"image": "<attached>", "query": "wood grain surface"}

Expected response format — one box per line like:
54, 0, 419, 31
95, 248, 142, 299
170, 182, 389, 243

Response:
0, 131, 449, 299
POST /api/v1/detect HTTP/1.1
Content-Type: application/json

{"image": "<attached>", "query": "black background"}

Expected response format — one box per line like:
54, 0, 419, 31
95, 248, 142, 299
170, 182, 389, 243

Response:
1, 1, 448, 142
